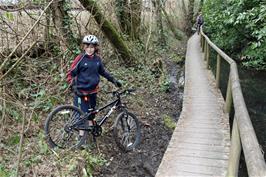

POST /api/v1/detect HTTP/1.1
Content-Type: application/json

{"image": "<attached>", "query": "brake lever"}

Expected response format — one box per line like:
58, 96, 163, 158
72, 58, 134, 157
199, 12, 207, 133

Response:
126, 88, 136, 95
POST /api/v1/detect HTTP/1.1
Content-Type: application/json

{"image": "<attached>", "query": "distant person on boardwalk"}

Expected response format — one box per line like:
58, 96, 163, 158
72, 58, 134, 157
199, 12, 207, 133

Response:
196, 12, 204, 35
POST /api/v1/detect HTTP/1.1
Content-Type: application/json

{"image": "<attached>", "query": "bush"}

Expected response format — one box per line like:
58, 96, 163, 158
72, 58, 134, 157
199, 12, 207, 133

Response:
203, 0, 266, 70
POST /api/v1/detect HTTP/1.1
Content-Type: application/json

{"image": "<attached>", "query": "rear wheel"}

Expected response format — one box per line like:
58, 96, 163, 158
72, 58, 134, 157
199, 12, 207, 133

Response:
44, 105, 88, 149
113, 112, 141, 152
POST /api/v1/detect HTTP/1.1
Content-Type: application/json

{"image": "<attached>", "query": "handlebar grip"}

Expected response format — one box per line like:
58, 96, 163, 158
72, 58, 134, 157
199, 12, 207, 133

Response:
106, 89, 136, 96
127, 88, 136, 93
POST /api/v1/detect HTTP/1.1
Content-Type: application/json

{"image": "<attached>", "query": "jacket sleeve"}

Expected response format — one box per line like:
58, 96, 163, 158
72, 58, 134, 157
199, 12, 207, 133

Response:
66, 54, 82, 84
98, 60, 115, 83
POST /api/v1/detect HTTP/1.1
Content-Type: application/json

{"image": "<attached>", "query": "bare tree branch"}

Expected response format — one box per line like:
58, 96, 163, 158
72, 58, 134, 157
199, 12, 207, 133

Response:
0, 0, 55, 72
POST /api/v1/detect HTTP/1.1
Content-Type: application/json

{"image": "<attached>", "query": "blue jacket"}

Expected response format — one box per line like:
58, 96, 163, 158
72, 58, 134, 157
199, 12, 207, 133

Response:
67, 53, 114, 92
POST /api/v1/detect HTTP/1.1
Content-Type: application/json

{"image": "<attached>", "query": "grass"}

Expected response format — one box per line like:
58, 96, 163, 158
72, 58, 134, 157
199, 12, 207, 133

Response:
0, 164, 15, 177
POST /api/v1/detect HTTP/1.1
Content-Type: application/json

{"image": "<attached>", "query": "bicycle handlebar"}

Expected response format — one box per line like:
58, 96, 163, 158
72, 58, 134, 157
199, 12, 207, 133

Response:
107, 88, 136, 97
72, 85, 136, 97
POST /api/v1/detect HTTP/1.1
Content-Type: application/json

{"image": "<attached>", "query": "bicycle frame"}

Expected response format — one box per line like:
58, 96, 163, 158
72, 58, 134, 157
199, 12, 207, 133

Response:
71, 97, 122, 130
95, 98, 121, 126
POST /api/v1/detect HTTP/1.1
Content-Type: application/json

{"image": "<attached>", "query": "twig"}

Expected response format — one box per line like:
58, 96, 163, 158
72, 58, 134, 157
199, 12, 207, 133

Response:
144, 1, 153, 57
16, 107, 27, 177
0, 3, 29, 12
24, 109, 35, 135
0, 0, 55, 72
82, 168, 88, 177
0, 96, 24, 110
0, 17, 20, 38
0, 143, 16, 154
0, 41, 37, 80
0, 51, 6, 58
23, 8, 55, 27
0, 86, 6, 139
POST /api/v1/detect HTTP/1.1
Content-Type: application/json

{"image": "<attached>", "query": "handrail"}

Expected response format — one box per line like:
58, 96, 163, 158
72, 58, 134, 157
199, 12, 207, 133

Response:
200, 27, 266, 177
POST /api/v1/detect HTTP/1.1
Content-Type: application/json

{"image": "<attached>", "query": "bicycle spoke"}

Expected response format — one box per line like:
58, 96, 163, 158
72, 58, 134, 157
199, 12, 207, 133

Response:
113, 112, 141, 151
121, 132, 129, 146
54, 131, 68, 147
69, 111, 80, 124
45, 106, 84, 149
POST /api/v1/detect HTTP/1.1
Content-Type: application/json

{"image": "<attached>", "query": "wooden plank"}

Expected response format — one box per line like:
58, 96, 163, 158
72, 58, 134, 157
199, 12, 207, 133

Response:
164, 155, 228, 167
173, 130, 225, 138
168, 142, 230, 152
156, 34, 231, 177
179, 122, 228, 128
156, 169, 214, 176
166, 147, 229, 160
170, 131, 226, 140
170, 137, 230, 146
174, 128, 228, 135
158, 154, 227, 175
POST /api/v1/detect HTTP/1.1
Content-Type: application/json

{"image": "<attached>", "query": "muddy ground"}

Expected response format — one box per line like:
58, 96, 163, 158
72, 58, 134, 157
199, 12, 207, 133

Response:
92, 57, 185, 177
0, 40, 186, 177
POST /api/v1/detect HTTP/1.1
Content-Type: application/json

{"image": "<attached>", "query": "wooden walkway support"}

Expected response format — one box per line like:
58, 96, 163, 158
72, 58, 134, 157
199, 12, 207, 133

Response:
156, 34, 230, 176
156, 28, 266, 176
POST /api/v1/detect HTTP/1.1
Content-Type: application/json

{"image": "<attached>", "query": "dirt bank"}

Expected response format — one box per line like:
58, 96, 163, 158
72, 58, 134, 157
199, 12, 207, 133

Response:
93, 55, 185, 177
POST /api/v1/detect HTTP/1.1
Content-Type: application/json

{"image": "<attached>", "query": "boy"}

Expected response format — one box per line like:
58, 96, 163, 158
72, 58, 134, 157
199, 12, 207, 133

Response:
67, 35, 122, 137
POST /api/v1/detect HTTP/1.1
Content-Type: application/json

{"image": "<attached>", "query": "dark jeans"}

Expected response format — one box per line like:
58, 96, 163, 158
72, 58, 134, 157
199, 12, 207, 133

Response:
197, 23, 203, 34
73, 93, 97, 120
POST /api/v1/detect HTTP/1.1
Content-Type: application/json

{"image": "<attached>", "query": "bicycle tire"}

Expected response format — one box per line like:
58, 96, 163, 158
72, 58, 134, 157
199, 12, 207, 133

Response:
113, 111, 141, 152
44, 105, 88, 149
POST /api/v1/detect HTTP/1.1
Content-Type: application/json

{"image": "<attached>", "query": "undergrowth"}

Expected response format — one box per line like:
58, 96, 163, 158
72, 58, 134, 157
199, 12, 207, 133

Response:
0, 25, 185, 176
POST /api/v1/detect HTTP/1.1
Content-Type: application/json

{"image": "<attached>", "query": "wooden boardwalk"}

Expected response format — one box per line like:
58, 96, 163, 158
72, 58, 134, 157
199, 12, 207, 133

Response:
155, 34, 230, 176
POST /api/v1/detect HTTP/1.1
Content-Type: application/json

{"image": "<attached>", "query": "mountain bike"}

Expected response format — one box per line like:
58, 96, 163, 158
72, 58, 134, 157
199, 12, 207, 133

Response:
44, 89, 141, 152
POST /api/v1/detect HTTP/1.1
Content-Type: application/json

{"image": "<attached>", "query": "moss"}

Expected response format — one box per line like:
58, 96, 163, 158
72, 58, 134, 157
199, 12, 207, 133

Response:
171, 55, 185, 64
163, 115, 176, 130
79, 0, 136, 66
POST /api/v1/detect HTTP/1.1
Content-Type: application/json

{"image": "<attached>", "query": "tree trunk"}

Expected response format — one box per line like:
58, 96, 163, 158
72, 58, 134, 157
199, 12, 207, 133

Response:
115, 0, 141, 40
186, 0, 195, 36
115, 0, 131, 36
152, 0, 166, 46
161, 7, 183, 40
50, 0, 77, 50
129, 0, 141, 40
44, 4, 51, 52
79, 0, 135, 65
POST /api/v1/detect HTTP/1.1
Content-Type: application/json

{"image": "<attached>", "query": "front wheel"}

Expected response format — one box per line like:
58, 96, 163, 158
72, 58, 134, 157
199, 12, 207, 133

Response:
44, 105, 88, 150
113, 112, 141, 152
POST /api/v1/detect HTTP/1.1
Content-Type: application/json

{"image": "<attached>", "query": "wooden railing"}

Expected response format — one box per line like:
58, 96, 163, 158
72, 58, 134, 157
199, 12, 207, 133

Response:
200, 28, 266, 177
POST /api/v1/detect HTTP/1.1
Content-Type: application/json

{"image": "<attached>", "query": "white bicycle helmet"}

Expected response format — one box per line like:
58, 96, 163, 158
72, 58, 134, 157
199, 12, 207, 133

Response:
82, 35, 99, 45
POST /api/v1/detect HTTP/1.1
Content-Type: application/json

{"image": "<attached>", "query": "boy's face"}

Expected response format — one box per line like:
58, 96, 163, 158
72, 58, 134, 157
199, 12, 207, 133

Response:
84, 44, 95, 55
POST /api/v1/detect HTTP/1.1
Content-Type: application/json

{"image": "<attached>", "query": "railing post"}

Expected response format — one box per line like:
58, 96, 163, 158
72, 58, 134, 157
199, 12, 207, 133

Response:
201, 34, 204, 50
227, 117, 241, 177
206, 43, 210, 68
200, 33, 202, 47
204, 40, 207, 60
202, 37, 205, 52
224, 75, 232, 113
216, 54, 221, 88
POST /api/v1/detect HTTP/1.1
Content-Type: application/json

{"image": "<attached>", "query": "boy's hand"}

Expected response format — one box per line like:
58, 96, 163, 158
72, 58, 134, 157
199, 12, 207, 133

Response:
114, 80, 122, 88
